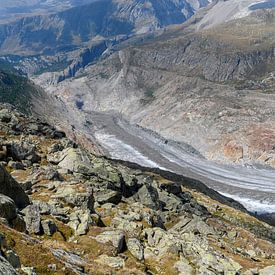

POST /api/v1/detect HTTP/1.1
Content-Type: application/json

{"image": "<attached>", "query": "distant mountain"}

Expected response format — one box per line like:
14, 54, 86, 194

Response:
0, 0, 212, 55
0, 0, 98, 22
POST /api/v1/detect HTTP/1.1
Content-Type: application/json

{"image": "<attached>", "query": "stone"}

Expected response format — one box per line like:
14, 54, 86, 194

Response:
127, 238, 144, 261
94, 190, 122, 205
174, 258, 194, 275
95, 230, 126, 253
58, 148, 93, 175
41, 220, 57, 236
6, 250, 21, 268
0, 255, 18, 275
23, 204, 41, 234
0, 165, 30, 209
10, 141, 41, 163
136, 183, 161, 210
259, 265, 275, 275
95, 255, 124, 269
52, 249, 86, 274
0, 194, 17, 221
68, 210, 94, 236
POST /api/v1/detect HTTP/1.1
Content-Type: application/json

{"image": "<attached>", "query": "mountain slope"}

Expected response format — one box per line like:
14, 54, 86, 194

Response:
35, 9, 275, 169
0, 0, 212, 55
0, 63, 42, 113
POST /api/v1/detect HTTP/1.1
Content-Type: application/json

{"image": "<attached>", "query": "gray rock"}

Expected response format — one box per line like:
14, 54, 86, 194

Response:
95, 230, 126, 253
0, 165, 30, 209
0, 255, 18, 275
136, 183, 161, 210
10, 141, 41, 163
259, 265, 275, 275
41, 220, 57, 236
127, 238, 144, 261
52, 249, 86, 274
64, 192, 94, 211
68, 210, 94, 236
0, 194, 17, 221
58, 148, 94, 175
23, 205, 41, 234
95, 190, 122, 205
174, 258, 194, 275
6, 250, 21, 268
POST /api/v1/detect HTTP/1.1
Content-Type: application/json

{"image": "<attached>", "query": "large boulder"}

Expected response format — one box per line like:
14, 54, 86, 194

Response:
0, 165, 29, 209
58, 148, 94, 175
0, 194, 17, 221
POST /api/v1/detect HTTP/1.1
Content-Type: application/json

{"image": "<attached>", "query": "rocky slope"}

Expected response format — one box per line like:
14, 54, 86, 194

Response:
0, 104, 274, 274
34, 9, 275, 168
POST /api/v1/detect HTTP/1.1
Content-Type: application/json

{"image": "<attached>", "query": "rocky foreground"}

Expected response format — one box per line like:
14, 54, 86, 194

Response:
0, 104, 274, 275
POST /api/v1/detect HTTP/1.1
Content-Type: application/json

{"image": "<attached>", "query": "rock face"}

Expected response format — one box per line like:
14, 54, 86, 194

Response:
0, 104, 274, 274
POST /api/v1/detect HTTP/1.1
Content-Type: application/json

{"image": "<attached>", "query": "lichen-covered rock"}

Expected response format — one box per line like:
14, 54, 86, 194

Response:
127, 238, 144, 261
22, 205, 41, 234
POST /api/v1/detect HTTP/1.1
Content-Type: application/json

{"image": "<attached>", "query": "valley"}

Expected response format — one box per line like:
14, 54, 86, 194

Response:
0, 1, 274, 273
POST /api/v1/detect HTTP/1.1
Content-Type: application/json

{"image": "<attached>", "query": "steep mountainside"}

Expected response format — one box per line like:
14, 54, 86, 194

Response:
0, 0, 98, 23
35, 9, 275, 168
0, 0, 212, 56
0, 63, 42, 113
0, 104, 274, 274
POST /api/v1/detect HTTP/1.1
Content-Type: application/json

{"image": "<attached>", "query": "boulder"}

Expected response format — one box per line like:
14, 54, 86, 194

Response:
94, 190, 122, 205
58, 148, 93, 175
95, 230, 126, 253
0, 255, 18, 275
127, 238, 144, 261
9, 141, 41, 163
0, 194, 17, 221
23, 204, 41, 234
41, 220, 57, 236
136, 183, 162, 210
259, 266, 275, 275
0, 165, 29, 209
